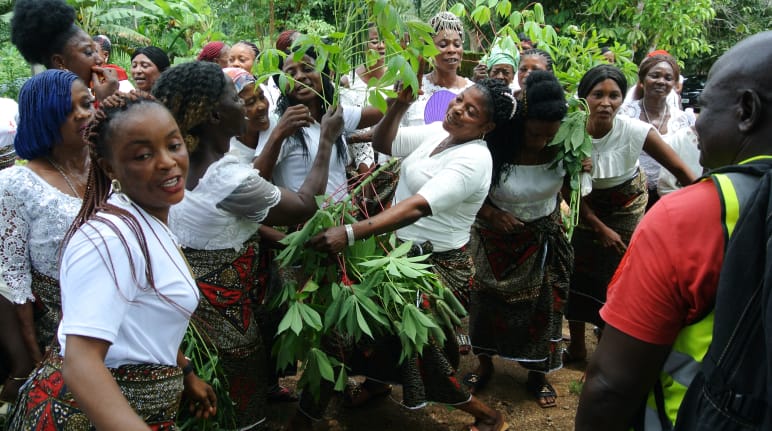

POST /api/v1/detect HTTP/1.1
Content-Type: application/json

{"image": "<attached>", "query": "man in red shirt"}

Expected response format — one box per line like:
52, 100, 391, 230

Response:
575, 31, 772, 431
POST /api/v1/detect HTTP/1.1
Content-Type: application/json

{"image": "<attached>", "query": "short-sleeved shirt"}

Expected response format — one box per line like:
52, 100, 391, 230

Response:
260, 105, 361, 203
600, 180, 723, 345
591, 115, 653, 189
392, 122, 492, 252
58, 196, 200, 368
169, 154, 280, 251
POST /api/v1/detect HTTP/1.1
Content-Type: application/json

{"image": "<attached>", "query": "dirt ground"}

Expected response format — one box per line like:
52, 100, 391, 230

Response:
263, 323, 598, 431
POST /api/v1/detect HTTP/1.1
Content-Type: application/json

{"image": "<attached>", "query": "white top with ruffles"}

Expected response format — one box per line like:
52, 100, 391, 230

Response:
490, 161, 566, 222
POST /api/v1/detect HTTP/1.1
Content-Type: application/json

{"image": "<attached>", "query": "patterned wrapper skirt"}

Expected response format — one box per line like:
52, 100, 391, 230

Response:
182, 236, 267, 430
469, 206, 573, 373
299, 242, 472, 419
30, 270, 61, 351
567, 169, 648, 326
8, 350, 182, 430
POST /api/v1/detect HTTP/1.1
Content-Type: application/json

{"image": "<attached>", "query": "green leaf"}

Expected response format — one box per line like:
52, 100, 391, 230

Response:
298, 303, 323, 331
449, 3, 466, 17
355, 303, 373, 338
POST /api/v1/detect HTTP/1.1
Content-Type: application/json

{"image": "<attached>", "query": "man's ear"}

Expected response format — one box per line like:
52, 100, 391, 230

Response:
738, 89, 761, 134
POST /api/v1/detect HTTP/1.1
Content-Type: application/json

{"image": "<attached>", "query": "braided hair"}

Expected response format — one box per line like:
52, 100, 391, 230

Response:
152, 61, 226, 153
429, 11, 465, 42
234, 40, 260, 59
11, 0, 80, 68
520, 49, 554, 72
14, 70, 80, 160
488, 71, 567, 188
273, 47, 347, 161
63, 91, 192, 316
64, 92, 164, 295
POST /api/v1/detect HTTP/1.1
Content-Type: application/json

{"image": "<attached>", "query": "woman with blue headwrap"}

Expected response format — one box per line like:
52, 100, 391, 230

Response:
0, 69, 93, 399
473, 42, 520, 91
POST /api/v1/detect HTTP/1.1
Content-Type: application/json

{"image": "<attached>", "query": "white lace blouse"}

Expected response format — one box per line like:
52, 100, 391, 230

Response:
490, 161, 566, 222
169, 154, 281, 252
0, 166, 81, 304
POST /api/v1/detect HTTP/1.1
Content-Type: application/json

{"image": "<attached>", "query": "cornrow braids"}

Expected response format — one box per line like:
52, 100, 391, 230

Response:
429, 11, 465, 42
234, 40, 260, 59
274, 47, 347, 161
489, 71, 567, 188
63, 91, 165, 295
152, 61, 226, 153
11, 0, 81, 68
520, 48, 554, 72
14, 70, 79, 160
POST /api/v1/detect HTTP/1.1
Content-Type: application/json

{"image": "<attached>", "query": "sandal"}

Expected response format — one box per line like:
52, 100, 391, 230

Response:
267, 384, 298, 403
526, 379, 558, 409
342, 381, 392, 408
457, 333, 472, 355
468, 410, 509, 431
462, 372, 491, 394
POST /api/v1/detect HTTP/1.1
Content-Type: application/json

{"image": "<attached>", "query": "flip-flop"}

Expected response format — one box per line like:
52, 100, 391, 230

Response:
462, 372, 491, 394
527, 380, 558, 409
468, 411, 509, 431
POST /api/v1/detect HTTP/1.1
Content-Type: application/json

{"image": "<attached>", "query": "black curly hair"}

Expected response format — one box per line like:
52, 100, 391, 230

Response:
11, 0, 81, 68
273, 47, 347, 161
151, 61, 227, 153
488, 71, 567, 188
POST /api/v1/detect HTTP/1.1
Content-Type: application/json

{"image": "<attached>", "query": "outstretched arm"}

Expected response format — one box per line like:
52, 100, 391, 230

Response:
307, 194, 431, 253
643, 129, 697, 187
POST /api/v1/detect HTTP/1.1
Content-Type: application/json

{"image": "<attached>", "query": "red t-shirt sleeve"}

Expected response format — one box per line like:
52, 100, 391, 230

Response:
601, 181, 724, 345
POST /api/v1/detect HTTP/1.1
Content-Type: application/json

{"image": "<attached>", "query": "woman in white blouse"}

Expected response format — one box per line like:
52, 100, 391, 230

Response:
619, 53, 702, 207
154, 61, 344, 430
466, 71, 573, 409
0, 70, 92, 400
564, 64, 697, 364
9, 91, 215, 430
298, 78, 517, 431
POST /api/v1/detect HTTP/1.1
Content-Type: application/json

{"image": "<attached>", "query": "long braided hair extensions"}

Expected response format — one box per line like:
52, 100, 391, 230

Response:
62, 92, 165, 294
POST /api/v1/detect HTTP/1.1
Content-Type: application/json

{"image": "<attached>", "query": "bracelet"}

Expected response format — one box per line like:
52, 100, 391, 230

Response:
182, 357, 194, 377
344, 224, 356, 246
7, 376, 28, 381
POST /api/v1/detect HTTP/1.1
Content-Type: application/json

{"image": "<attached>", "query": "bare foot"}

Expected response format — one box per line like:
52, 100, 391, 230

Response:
470, 410, 508, 431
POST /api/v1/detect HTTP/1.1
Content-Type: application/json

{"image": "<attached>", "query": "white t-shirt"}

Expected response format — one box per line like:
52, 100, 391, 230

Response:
490, 161, 566, 222
170, 154, 281, 251
591, 115, 653, 189
392, 122, 492, 252
227, 116, 276, 165
58, 197, 200, 368
259, 105, 361, 203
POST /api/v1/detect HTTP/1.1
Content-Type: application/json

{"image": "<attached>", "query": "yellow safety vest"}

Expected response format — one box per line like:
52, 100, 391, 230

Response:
642, 155, 772, 430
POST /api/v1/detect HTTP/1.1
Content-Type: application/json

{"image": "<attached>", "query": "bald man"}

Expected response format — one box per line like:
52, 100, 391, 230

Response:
575, 31, 772, 431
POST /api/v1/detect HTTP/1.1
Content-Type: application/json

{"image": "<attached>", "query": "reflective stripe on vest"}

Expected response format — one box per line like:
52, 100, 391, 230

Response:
641, 166, 762, 431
